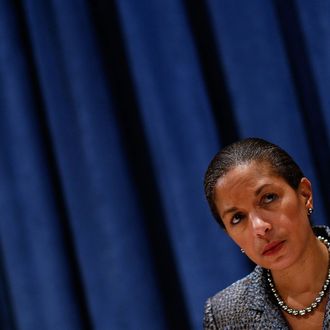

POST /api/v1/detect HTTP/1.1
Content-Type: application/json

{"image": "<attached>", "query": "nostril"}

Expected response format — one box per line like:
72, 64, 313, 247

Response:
251, 217, 272, 236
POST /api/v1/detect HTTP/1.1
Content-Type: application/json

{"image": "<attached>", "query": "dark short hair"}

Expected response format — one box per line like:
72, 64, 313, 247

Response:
204, 138, 305, 228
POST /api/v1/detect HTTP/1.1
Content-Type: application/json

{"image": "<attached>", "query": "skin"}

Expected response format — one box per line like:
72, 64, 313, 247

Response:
213, 161, 329, 329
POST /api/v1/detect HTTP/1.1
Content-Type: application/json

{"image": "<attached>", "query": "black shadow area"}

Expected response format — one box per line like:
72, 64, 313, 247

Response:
0, 242, 17, 330
87, 1, 192, 329
182, 0, 240, 147
274, 0, 330, 218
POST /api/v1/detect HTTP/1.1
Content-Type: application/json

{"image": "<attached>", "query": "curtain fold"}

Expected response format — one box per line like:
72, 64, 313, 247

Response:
0, 0, 329, 329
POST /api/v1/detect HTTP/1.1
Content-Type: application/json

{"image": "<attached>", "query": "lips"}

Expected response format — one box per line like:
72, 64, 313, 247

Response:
262, 240, 285, 256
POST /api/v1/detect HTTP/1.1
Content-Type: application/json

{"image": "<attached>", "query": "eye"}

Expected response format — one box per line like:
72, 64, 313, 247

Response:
262, 193, 278, 204
231, 212, 245, 225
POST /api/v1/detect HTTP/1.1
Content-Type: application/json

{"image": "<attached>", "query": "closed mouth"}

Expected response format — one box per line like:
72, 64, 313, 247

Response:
262, 240, 285, 256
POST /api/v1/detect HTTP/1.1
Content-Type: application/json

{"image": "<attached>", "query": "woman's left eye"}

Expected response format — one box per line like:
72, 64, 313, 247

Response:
262, 193, 278, 204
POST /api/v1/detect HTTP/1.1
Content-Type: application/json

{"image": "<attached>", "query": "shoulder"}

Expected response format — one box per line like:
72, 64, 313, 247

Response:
203, 267, 262, 329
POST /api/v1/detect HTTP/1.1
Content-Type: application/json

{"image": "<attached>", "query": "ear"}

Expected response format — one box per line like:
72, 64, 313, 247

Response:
298, 177, 313, 209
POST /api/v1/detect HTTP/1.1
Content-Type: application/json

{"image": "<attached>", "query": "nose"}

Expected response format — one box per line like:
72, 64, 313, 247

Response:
250, 213, 271, 237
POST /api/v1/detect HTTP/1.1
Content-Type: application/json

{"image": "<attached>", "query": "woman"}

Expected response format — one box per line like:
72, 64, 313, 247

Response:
203, 138, 330, 330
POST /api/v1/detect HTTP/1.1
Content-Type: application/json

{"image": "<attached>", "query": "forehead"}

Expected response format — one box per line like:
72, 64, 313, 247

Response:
214, 161, 284, 201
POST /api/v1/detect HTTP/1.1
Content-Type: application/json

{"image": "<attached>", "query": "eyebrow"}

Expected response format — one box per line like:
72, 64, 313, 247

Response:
222, 207, 238, 219
221, 183, 273, 218
255, 183, 272, 196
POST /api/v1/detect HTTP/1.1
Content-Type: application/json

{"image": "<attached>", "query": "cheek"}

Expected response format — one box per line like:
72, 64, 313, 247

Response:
269, 196, 302, 223
281, 200, 304, 224
227, 228, 250, 249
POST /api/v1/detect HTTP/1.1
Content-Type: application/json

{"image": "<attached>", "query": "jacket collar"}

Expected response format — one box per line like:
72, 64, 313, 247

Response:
317, 226, 330, 328
247, 266, 288, 328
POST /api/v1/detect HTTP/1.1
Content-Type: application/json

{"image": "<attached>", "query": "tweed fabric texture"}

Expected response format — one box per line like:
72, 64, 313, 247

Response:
204, 226, 330, 329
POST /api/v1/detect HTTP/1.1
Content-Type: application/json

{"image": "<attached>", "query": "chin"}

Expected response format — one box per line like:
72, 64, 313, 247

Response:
263, 256, 296, 272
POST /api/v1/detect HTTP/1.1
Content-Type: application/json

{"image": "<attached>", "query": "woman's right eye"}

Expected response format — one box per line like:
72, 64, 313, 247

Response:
231, 213, 244, 225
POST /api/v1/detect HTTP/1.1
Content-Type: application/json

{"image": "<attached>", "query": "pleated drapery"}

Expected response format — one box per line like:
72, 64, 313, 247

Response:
0, 0, 329, 329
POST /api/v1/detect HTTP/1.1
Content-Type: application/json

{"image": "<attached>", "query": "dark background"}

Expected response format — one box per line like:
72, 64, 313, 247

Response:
0, 0, 329, 329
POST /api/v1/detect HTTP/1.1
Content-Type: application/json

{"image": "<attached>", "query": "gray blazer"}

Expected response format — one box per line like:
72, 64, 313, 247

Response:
204, 226, 330, 329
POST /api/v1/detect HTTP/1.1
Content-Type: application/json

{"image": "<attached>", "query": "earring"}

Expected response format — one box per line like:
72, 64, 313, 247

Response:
307, 207, 313, 215
240, 248, 245, 254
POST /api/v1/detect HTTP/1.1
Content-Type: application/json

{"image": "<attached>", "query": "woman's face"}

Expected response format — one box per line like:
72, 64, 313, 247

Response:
214, 161, 314, 271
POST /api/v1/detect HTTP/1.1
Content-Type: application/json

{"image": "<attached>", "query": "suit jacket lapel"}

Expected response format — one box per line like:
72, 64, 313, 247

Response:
247, 266, 289, 329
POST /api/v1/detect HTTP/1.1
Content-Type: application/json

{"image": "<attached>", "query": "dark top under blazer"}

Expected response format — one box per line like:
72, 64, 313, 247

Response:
203, 226, 330, 329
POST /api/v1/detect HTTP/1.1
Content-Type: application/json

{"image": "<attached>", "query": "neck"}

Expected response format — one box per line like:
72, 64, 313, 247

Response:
271, 234, 329, 295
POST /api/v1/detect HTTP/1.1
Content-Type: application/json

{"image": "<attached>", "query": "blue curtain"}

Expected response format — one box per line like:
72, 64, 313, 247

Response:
0, 0, 329, 329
